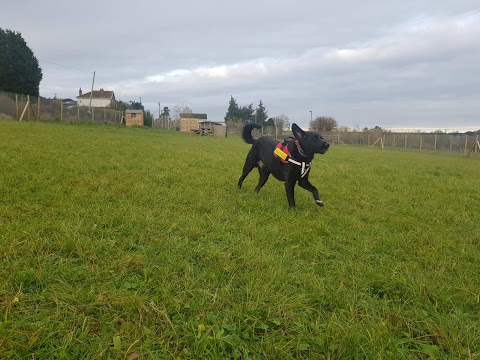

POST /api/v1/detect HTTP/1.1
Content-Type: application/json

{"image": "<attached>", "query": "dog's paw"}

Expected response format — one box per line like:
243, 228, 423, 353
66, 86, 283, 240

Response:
315, 200, 324, 206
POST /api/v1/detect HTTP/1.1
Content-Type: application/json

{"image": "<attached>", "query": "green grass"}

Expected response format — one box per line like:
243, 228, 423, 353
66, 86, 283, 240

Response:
1, 121, 479, 359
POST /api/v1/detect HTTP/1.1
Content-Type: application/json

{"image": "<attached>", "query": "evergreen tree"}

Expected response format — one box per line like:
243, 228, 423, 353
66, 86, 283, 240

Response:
224, 95, 239, 121
0, 28, 43, 95
224, 96, 255, 123
255, 100, 268, 125
161, 106, 170, 120
239, 104, 254, 123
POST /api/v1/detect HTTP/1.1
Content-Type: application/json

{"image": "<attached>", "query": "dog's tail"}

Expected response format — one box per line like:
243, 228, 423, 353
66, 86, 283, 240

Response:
241, 122, 262, 144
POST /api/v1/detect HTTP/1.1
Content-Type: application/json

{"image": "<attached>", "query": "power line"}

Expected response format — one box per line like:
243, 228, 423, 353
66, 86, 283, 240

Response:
38, 58, 94, 73
39, 58, 116, 89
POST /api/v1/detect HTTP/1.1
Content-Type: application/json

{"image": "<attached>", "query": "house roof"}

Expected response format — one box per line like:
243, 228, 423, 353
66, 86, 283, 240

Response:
77, 90, 114, 99
180, 113, 207, 119
125, 110, 143, 114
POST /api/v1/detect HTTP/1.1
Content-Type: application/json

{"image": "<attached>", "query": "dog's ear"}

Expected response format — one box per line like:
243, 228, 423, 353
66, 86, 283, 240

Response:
292, 123, 306, 140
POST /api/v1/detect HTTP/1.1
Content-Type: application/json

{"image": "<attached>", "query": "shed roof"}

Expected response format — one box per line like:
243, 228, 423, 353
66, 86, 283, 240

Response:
126, 110, 143, 114
180, 113, 207, 119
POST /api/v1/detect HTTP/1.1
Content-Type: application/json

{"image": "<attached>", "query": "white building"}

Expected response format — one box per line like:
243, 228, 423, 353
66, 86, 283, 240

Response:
76, 88, 116, 108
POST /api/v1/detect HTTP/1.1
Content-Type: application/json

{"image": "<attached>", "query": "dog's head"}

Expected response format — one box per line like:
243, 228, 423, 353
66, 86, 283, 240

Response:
292, 123, 330, 155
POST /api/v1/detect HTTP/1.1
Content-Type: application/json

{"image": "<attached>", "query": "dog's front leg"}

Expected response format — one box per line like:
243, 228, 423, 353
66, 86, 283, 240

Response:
298, 178, 324, 206
284, 180, 296, 209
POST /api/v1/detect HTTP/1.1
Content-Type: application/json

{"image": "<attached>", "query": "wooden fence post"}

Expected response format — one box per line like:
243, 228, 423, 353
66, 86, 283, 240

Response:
419, 135, 422, 150
92, 107, 95, 123
77, 106, 80, 120
367, 134, 370, 147
405, 134, 408, 149
27, 95, 31, 120
450, 135, 453, 152
16, 94, 19, 120
37, 97, 41, 120
392, 134, 396, 149
434, 134, 437, 152
476, 135, 479, 156
464, 135, 468, 156
60, 100, 63, 121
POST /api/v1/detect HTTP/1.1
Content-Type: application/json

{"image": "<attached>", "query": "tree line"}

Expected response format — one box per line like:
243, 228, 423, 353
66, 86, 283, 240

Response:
224, 96, 293, 138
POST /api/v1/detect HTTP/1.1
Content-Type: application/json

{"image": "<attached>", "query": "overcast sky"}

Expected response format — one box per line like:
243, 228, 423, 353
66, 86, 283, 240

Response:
1, 1, 479, 130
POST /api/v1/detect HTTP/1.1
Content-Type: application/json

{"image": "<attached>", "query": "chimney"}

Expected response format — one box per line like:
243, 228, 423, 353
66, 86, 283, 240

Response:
79, 87, 82, 96
99, 88, 104, 97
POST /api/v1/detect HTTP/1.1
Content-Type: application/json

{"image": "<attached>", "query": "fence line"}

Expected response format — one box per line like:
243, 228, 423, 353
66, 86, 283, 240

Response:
321, 131, 480, 156
2, 91, 478, 157
1, 91, 124, 124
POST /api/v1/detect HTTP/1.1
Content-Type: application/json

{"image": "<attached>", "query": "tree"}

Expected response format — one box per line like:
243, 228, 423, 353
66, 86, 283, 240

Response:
0, 28, 43, 95
238, 104, 254, 123
161, 106, 170, 120
255, 100, 268, 126
144, 110, 154, 127
129, 101, 144, 110
172, 104, 192, 120
309, 116, 337, 132
224, 96, 239, 122
224, 96, 254, 123
271, 114, 290, 139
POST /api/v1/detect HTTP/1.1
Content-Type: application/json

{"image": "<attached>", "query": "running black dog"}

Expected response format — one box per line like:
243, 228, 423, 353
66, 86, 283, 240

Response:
238, 123, 330, 208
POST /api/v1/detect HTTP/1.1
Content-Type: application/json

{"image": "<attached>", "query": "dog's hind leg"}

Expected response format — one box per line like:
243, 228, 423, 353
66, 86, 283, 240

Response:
238, 150, 258, 188
298, 178, 324, 206
254, 169, 270, 192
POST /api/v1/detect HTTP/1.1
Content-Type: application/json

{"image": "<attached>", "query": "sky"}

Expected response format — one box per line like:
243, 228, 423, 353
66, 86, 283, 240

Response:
1, 0, 479, 131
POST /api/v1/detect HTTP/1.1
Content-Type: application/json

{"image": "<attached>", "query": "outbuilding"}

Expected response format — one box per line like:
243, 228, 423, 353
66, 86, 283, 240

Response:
125, 110, 144, 126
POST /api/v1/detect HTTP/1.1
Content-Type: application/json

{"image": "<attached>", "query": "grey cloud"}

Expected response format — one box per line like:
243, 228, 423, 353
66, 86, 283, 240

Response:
1, 1, 479, 130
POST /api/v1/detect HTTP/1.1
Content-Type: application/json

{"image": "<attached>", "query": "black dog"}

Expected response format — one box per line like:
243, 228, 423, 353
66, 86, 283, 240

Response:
238, 122, 330, 208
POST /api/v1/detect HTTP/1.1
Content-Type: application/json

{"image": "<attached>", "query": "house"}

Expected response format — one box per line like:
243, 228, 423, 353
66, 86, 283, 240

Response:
76, 88, 116, 108
125, 109, 144, 126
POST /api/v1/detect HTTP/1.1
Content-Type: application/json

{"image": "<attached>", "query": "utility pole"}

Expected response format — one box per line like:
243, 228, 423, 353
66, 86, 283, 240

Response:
89, 71, 95, 110
309, 110, 312, 123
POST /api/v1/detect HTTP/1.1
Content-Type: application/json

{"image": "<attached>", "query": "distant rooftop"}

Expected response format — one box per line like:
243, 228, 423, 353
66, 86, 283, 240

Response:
180, 113, 207, 119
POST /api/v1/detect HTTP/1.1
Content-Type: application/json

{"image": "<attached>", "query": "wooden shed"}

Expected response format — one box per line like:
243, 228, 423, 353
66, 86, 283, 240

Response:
179, 113, 208, 133
125, 110, 144, 126
199, 121, 227, 137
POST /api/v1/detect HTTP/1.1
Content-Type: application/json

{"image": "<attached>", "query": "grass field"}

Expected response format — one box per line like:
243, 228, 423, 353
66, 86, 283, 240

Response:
1, 121, 479, 359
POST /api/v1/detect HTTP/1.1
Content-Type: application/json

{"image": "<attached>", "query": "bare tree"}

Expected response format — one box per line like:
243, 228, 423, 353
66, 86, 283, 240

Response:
272, 114, 290, 139
171, 104, 192, 128
309, 116, 337, 132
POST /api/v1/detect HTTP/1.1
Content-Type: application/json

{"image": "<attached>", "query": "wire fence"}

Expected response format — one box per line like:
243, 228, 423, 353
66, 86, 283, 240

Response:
0, 91, 123, 124
227, 125, 480, 157
2, 91, 479, 157
322, 131, 480, 157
